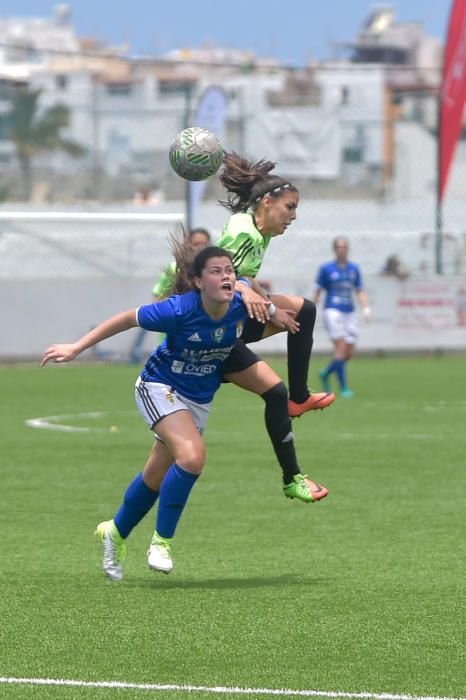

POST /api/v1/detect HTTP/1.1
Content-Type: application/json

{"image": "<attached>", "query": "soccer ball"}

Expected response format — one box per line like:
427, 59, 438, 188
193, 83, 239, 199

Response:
169, 127, 224, 181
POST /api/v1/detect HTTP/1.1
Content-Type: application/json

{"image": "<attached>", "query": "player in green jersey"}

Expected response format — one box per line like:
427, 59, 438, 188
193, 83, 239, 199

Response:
152, 228, 211, 299
216, 152, 335, 417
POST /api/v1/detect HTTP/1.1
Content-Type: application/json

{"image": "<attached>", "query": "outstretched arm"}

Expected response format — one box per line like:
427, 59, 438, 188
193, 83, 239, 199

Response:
42, 309, 138, 365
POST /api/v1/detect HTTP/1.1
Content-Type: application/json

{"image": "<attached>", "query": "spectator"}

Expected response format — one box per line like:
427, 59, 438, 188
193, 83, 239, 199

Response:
381, 254, 410, 280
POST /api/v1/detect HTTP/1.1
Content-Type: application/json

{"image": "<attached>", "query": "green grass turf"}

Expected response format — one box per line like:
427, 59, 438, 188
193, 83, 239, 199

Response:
0, 356, 465, 699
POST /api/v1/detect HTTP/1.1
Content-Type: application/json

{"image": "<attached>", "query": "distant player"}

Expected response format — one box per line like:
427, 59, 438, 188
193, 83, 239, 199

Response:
151, 228, 212, 299
313, 237, 371, 398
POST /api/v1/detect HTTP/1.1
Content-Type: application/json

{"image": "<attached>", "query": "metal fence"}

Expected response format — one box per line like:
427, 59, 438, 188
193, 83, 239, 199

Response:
1, 61, 466, 280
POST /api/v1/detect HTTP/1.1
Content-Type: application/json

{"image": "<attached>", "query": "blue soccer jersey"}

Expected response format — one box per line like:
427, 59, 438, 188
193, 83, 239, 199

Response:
136, 291, 247, 403
315, 261, 363, 313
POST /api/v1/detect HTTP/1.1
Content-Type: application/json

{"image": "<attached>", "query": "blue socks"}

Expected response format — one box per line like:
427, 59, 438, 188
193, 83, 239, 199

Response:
323, 358, 347, 390
156, 463, 199, 539
113, 464, 200, 541
333, 359, 347, 389
114, 472, 159, 539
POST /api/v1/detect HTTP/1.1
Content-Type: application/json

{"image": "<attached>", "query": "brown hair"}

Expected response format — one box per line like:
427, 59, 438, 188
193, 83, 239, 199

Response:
218, 151, 298, 214
169, 230, 232, 295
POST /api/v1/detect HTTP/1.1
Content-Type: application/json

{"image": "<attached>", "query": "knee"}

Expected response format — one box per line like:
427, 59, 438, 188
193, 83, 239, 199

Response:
176, 446, 206, 475
298, 298, 316, 324
261, 381, 288, 404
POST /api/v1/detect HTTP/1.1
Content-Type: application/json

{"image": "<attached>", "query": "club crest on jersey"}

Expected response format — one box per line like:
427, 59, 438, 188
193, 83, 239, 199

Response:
236, 321, 244, 338
211, 326, 225, 343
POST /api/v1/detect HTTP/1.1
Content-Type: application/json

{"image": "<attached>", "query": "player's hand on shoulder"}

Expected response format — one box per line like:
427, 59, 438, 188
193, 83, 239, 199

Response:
41, 343, 80, 366
269, 307, 300, 334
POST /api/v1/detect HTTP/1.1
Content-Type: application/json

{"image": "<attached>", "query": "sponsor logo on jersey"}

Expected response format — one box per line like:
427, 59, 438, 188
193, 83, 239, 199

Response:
188, 332, 202, 341
171, 360, 185, 374
211, 326, 225, 343
185, 363, 216, 375
182, 346, 232, 361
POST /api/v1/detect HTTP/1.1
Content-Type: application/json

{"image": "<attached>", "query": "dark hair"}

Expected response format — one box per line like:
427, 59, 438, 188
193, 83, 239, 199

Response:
170, 230, 232, 295
189, 227, 211, 241
218, 151, 298, 214
193, 246, 232, 278
333, 236, 349, 251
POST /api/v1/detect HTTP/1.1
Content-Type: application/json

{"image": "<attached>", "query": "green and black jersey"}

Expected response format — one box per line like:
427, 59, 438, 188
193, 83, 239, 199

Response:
217, 213, 271, 278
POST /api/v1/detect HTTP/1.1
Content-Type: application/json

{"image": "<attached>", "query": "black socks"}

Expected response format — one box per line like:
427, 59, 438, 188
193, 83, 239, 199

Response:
287, 298, 316, 403
261, 382, 300, 485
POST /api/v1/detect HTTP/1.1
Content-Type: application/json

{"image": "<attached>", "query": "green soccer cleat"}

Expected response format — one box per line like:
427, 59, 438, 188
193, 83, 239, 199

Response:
147, 531, 173, 574
95, 520, 127, 581
283, 474, 329, 503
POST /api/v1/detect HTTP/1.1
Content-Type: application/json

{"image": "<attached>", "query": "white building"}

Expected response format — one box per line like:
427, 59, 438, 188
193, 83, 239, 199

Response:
0, 3, 449, 203
0, 4, 78, 82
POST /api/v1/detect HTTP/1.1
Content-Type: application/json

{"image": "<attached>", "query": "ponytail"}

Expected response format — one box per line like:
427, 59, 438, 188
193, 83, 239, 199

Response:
219, 151, 297, 213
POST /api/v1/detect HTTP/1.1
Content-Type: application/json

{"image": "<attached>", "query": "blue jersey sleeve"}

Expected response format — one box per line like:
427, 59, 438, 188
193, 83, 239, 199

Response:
354, 265, 363, 290
316, 265, 327, 289
137, 297, 178, 334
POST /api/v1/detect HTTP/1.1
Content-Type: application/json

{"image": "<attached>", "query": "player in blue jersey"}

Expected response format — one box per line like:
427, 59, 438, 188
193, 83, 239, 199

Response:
128, 227, 212, 364
42, 245, 328, 581
313, 237, 371, 398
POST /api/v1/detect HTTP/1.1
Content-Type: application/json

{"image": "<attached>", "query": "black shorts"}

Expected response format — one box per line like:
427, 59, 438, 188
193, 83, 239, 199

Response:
222, 339, 261, 376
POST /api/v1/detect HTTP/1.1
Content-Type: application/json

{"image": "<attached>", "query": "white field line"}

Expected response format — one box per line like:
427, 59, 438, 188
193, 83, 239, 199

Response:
25, 412, 107, 433
0, 677, 463, 700
24, 412, 443, 441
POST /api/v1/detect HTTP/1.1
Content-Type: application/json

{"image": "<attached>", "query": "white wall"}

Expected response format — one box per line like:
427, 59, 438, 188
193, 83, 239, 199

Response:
3, 275, 466, 361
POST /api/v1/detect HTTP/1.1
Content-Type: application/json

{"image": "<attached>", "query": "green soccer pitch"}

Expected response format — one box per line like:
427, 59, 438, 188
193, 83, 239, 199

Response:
1, 357, 464, 700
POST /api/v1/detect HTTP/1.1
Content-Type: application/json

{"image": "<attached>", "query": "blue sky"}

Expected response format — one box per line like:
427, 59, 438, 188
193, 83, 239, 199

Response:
0, 1, 452, 65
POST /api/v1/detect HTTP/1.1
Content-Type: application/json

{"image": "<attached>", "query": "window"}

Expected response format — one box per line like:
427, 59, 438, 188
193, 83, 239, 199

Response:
106, 83, 133, 97
158, 81, 194, 97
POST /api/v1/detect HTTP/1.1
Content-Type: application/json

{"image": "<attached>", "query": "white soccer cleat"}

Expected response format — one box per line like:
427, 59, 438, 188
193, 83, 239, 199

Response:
147, 531, 173, 574
95, 520, 126, 581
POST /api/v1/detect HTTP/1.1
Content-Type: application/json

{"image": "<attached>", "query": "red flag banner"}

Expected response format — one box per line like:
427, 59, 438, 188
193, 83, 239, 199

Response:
439, 0, 466, 202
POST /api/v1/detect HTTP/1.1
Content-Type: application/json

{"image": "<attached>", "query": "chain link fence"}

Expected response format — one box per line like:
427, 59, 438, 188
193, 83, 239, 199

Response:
1, 59, 466, 359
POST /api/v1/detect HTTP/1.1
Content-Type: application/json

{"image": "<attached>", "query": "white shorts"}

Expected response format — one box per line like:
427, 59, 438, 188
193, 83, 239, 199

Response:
135, 377, 211, 435
324, 308, 358, 344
